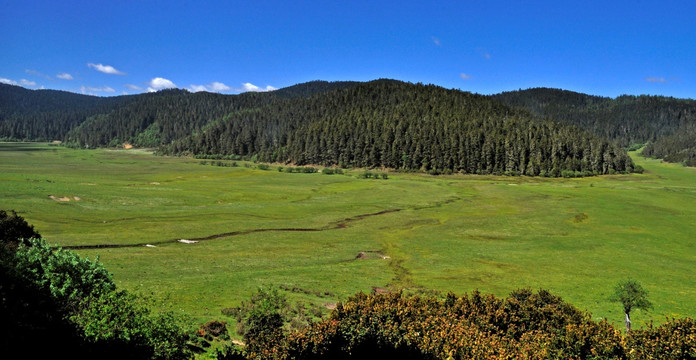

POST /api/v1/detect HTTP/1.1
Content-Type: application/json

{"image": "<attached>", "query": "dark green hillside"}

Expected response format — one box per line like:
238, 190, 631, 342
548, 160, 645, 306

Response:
0, 81, 359, 146
164, 80, 634, 175
0, 83, 132, 141
642, 123, 696, 166
0, 80, 639, 175
492, 88, 696, 163
64, 81, 361, 148
66, 89, 241, 148
271, 80, 360, 99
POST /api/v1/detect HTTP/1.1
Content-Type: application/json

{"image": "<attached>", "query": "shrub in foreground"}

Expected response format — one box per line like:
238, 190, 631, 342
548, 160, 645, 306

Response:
626, 317, 696, 359
221, 289, 627, 359
1, 233, 193, 359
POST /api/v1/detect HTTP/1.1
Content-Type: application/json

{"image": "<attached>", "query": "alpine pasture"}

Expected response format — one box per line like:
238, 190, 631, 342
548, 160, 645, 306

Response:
1, 142, 694, 330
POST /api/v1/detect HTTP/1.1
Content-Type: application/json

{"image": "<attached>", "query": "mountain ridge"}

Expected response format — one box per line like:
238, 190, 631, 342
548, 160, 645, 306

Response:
2, 79, 693, 170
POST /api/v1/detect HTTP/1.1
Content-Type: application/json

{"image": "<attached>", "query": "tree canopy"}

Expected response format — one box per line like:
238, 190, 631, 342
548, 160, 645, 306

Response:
610, 279, 652, 333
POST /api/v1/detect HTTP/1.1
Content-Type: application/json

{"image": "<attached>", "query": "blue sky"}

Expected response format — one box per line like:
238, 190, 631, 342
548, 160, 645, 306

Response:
1, 0, 694, 98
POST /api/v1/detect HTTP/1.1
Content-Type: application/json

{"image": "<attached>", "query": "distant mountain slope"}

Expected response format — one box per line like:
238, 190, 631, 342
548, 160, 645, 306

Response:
64, 81, 361, 148
162, 80, 634, 175
0, 83, 132, 141
641, 123, 696, 166
0, 81, 360, 145
492, 88, 696, 163
271, 80, 360, 99
1, 80, 639, 175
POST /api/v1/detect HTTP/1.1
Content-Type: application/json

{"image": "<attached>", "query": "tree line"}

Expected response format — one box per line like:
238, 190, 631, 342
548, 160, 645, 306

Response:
492, 87, 696, 164
7, 80, 695, 172
0, 83, 134, 141
161, 80, 635, 175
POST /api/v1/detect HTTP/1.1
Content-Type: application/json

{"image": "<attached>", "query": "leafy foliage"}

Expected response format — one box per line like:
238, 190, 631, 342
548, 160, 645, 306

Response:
71, 290, 192, 360
13, 238, 116, 307
0, 209, 41, 248
220, 289, 696, 359
240, 289, 625, 359
229, 287, 289, 358
626, 317, 696, 359
610, 280, 652, 316
0, 210, 193, 359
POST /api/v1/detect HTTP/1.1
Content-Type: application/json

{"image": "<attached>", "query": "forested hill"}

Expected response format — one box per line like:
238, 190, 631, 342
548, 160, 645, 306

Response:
0, 84, 133, 141
161, 80, 634, 175
63, 81, 362, 149
1, 80, 638, 175
492, 88, 696, 164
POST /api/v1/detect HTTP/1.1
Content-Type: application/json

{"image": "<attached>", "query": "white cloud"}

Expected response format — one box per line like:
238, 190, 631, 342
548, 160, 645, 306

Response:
238, 82, 276, 92
124, 84, 142, 91
209, 81, 232, 92
56, 72, 73, 80
432, 36, 441, 46
189, 81, 233, 93
645, 76, 667, 83
0, 77, 39, 87
80, 85, 116, 95
460, 73, 472, 80
189, 84, 208, 92
0, 78, 19, 85
88, 63, 126, 75
147, 77, 177, 92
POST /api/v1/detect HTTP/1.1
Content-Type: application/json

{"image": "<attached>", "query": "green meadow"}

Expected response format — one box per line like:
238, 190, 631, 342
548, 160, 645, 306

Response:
1, 142, 695, 330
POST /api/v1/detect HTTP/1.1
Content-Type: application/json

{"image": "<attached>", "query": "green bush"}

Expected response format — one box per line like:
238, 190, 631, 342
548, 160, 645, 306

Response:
72, 290, 192, 360
626, 317, 696, 359
276, 290, 626, 360
0, 209, 41, 248
13, 238, 116, 306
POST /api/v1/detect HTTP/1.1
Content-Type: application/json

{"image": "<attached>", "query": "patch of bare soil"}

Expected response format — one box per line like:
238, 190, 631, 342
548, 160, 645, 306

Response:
573, 213, 589, 223
49, 195, 73, 202
356, 251, 390, 260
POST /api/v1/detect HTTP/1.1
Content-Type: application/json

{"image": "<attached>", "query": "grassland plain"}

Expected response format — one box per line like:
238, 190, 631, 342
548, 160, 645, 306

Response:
1, 142, 695, 332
